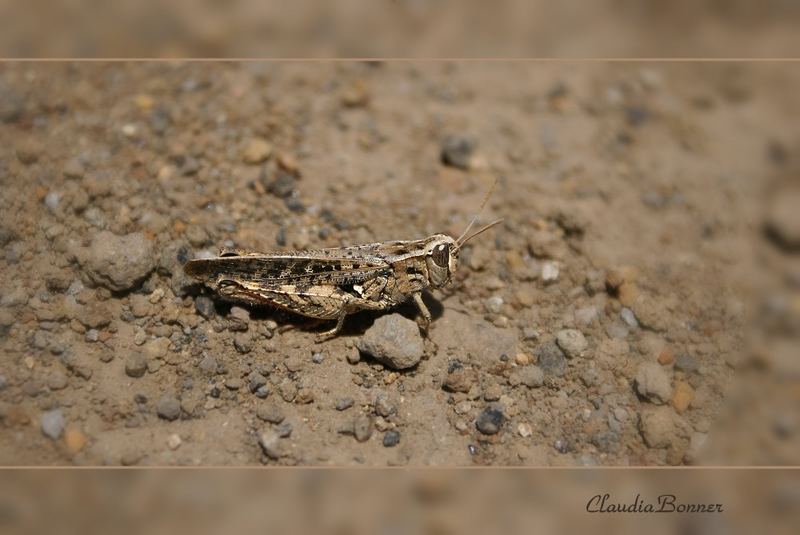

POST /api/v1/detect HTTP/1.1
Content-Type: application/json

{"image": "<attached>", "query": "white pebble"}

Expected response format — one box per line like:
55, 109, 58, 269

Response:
167, 433, 182, 450
44, 191, 61, 212
541, 261, 560, 282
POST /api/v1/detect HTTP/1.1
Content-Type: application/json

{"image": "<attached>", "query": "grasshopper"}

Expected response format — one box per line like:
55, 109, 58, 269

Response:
184, 182, 501, 340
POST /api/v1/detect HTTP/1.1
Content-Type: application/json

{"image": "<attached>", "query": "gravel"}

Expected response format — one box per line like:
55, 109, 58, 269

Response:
198, 354, 218, 375
356, 314, 425, 370
258, 428, 283, 460
442, 365, 477, 393
41, 409, 65, 440
441, 135, 476, 170
124, 352, 148, 378
233, 332, 253, 354
335, 398, 355, 411
156, 396, 181, 420
383, 430, 401, 447
675, 354, 699, 373
77, 231, 156, 291
243, 138, 273, 165
47, 370, 68, 390
256, 403, 285, 424
639, 406, 677, 448
634, 362, 673, 405
620, 307, 639, 328
508, 365, 544, 388
194, 296, 216, 319
535, 342, 566, 377
476, 405, 505, 435
353, 414, 374, 442
555, 329, 588, 358
373, 392, 396, 417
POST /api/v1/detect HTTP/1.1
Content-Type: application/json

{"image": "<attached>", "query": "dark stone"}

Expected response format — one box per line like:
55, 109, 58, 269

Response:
441, 135, 476, 170
535, 341, 566, 377
335, 398, 355, 411
383, 430, 401, 447
476, 405, 505, 435
194, 296, 215, 319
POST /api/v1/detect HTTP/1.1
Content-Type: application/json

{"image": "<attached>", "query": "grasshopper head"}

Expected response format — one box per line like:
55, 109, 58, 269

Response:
424, 217, 504, 288
424, 234, 459, 288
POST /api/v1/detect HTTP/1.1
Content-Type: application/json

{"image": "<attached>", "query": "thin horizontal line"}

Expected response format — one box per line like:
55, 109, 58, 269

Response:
1, 57, 800, 62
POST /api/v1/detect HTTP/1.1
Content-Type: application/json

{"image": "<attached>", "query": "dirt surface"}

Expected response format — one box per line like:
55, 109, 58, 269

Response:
0, 62, 797, 466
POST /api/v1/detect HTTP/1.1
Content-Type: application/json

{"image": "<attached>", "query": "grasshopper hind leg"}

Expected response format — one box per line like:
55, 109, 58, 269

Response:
314, 310, 349, 343
412, 292, 432, 336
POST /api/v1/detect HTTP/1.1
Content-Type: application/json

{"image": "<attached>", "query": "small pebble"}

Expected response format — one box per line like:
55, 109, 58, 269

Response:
634, 362, 673, 405
167, 433, 182, 450
198, 354, 218, 375
242, 138, 273, 165
554, 439, 570, 454
44, 191, 61, 212
335, 398, 355, 411
441, 135, 476, 170
354, 414, 374, 442
356, 314, 424, 370
639, 406, 676, 448
125, 352, 148, 378
675, 354, 699, 373
509, 365, 544, 388
156, 396, 181, 421
383, 430, 401, 447
275, 422, 293, 438
454, 400, 472, 415
442, 366, 477, 393
517, 422, 533, 438
256, 403, 285, 424
78, 231, 156, 292
483, 383, 502, 401
249, 373, 267, 393
484, 296, 504, 314
555, 329, 588, 359
671, 381, 694, 413
657, 346, 675, 365
41, 409, 65, 440
64, 428, 87, 454
535, 342, 566, 377
541, 261, 560, 283
233, 333, 253, 354
620, 307, 639, 328
373, 392, 396, 417
346, 347, 361, 365
514, 352, 531, 365
47, 370, 68, 391
574, 306, 599, 326
225, 377, 243, 390
285, 356, 304, 372
605, 321, 630, 339
258, 428, 283, 460
194, 296, 215, 319
476, 405, 505, 435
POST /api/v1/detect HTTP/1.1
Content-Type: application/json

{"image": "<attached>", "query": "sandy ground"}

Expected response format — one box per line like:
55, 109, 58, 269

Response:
0, 62, 797, 465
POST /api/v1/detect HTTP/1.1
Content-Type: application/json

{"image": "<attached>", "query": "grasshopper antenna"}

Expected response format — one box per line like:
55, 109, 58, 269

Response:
456, 177, 499, 247
456, 218, 503, 250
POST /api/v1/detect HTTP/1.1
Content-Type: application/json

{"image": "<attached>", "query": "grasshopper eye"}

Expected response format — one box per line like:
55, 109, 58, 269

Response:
431, 243, 450, 268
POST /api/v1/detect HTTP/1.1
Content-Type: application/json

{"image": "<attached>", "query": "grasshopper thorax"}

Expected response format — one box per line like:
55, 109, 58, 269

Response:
423, 234, 459, 288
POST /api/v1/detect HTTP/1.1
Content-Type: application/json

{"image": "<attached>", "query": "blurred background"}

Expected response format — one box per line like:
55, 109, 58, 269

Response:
1, 469, 798, 535
0, 0, 799, 58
